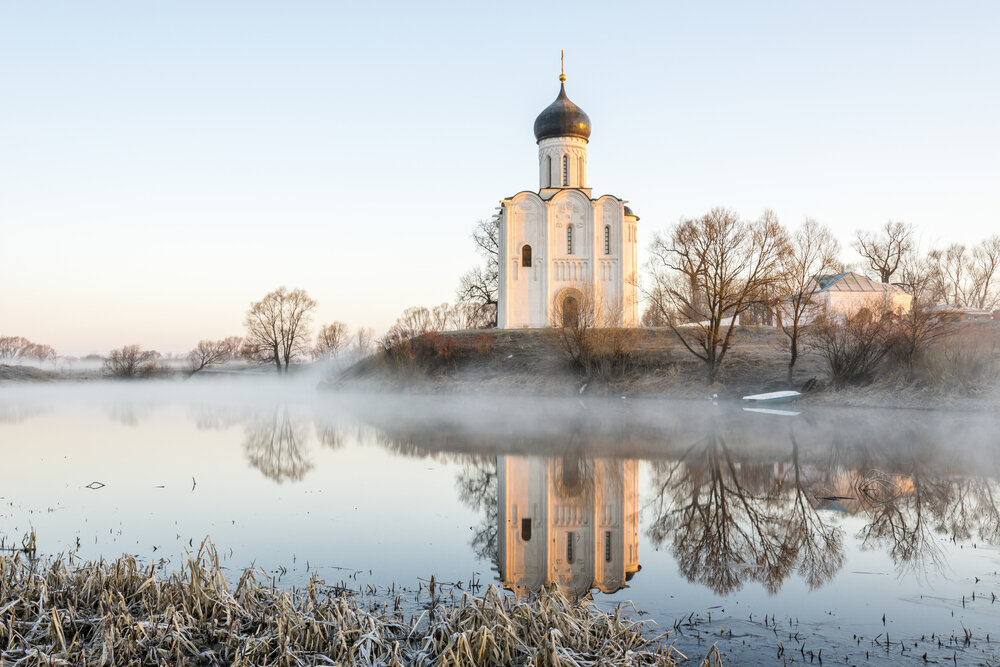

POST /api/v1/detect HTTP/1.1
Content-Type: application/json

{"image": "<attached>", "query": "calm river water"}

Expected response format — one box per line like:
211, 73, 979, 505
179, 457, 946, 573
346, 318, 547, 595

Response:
2, 380, 999, 665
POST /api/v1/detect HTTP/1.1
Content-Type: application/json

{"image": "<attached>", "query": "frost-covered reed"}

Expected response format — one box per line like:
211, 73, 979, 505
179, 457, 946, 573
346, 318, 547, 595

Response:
0, 538, 693, 666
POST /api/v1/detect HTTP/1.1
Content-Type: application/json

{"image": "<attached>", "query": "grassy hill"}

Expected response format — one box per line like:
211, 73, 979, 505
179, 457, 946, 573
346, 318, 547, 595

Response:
334, 326, 824, 400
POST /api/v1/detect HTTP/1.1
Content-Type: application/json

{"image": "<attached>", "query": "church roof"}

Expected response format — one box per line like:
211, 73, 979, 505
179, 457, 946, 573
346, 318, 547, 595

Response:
533, 81, 591, 143
815, 272, 906, 293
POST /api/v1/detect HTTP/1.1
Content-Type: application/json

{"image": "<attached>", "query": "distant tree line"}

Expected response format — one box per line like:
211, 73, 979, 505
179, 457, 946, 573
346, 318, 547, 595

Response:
0, 336, 56, 363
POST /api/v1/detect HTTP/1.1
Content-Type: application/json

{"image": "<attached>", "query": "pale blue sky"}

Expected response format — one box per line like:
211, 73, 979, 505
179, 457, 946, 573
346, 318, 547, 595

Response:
2, 1, 998, 354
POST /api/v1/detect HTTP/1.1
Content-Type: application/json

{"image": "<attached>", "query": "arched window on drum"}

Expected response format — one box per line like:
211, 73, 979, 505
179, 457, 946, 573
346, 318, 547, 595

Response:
521, 245, 532, 267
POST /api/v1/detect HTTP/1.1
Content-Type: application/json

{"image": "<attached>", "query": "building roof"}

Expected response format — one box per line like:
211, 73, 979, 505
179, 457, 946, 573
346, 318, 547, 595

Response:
815, 272, 906, 293
533, 81, 591, 143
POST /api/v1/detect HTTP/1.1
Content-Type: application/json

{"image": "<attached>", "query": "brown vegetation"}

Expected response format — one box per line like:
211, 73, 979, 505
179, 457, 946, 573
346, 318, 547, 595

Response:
0, 538, 683, 666
550, 283, 641, 380
0, 336, 57, 363
187, 336, 243, 374
104, 345, 163, 378
314, 321, 350, 359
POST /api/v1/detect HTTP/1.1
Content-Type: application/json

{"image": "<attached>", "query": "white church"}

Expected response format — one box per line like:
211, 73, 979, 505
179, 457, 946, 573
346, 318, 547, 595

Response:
496, 68, 640, 328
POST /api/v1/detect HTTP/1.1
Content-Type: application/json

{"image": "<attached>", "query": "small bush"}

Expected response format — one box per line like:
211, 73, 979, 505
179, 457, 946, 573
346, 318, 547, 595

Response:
104, 345, 163, 378
806, 309, 892, 388
376, 330, 496, 375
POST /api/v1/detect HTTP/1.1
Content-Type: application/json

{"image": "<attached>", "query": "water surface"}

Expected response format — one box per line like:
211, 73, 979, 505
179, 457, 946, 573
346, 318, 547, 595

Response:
2, 381, 999, 664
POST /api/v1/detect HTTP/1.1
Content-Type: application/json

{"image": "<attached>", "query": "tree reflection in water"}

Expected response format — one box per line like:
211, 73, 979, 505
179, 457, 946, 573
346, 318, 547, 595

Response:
455, 458, 497, 562
646, 426, 841, 595
854, 448, 1000, 578
646, 423, 1000, 594
358, 400, 1000, 597
243, 406, 313, 483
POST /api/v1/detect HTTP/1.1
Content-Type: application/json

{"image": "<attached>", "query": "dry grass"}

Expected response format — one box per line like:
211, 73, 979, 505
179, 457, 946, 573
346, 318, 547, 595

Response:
0, 536, 690, 666
902, 323, 1000, 395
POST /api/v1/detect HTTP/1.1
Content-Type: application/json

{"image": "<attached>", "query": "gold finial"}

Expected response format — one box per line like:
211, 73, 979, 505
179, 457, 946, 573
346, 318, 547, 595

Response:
559, 50, 566, 83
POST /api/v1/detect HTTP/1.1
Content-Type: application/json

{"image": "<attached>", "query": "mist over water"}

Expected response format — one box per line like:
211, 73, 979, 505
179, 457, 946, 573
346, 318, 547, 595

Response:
2, 378, 999, 664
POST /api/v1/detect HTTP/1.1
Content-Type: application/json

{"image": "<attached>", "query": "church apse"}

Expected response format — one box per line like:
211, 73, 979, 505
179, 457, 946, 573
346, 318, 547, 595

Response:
496, 455, 639, 597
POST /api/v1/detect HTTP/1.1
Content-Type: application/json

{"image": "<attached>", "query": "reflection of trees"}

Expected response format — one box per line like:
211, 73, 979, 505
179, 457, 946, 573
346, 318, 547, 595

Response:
107, 403, 150, 427
315, 423, 345, 450
787, 434, 843, 589
243, 407, 313, 483
0, 404, 48, 424
647, 427, 844, 595
455, 457, 497, 562
855, 458, 947, 576
189, 404, 250, 430
855, 451, 1000, 577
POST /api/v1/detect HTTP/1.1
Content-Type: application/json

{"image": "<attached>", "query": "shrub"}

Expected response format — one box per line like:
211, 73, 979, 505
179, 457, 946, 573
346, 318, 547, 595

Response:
104, 345, 163, 378
806, 309, 892, 388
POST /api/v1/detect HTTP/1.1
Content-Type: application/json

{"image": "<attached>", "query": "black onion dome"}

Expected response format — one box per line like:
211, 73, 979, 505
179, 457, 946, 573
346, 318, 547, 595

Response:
533, 82, 591, 143
624, 205, 639, 220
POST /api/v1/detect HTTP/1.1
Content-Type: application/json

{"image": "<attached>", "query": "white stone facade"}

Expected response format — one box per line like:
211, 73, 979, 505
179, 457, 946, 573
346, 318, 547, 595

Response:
496, 86, 639, 329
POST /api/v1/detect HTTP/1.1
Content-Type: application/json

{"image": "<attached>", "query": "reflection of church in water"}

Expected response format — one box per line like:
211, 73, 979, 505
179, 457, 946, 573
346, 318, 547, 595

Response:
497, 456, 640, 596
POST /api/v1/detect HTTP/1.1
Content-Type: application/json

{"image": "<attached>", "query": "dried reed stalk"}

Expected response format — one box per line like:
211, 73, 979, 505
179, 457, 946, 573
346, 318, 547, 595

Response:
0, 537, 692, 666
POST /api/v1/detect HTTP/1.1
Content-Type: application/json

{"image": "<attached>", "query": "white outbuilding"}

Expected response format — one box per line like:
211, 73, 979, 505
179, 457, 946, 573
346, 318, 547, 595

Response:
789, 272, 912, 323
496, 69, 639, 328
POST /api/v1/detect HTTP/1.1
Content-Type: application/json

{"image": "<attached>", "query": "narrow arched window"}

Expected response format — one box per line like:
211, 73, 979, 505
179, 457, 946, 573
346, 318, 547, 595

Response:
545, 156, 552, 187
566, 226, 573, 254
521, 518, 532, 541
604, 226, 611, 254
578, 156, 584, 185
521, 244, 532, 267
562, 155, 568, 186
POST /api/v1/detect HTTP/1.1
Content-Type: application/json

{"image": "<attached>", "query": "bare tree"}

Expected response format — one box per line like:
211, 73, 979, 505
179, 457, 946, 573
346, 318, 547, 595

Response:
0, 336, 31, 360
456, 217, 499, 328
104, 345, 162, 378
314, 322, 350, 359
777, 218, 841, 384
646, 208, 789, 383
21, 342, 57, 363
430, 303, 454, 331
972, 236, 1000, 310
187, 339, 233, 374
894, 249, 935, 305
854, 220, 913, 284
926, 236, 1000, 310
220, 336, 244, 360
243, 287, 317, 373
388, 306, 433, 340
353, 327, 375, 358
